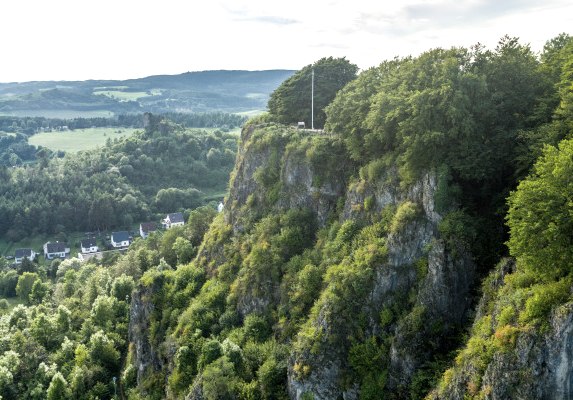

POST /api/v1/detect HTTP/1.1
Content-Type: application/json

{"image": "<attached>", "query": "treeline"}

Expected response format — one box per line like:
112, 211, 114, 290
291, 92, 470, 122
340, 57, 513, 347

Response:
0, 115, 237, 240
0, 112, 245, 167
0, 112, 246, 135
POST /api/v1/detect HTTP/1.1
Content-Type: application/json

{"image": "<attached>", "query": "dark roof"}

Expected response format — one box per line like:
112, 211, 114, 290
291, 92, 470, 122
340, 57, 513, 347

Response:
15, 248, 33, 258
168, 212, 184, 223
46, 242, 67, 253
112, 231, 130, 242
140, 222, 157, 233
81, 238, 97, 248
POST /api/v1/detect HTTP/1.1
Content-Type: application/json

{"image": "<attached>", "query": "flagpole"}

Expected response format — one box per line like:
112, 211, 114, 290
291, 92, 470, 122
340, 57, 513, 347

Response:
311, 69, 314, 130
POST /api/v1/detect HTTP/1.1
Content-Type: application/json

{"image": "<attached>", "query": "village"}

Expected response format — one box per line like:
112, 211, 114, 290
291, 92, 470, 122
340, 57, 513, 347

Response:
10, 202, 224, 266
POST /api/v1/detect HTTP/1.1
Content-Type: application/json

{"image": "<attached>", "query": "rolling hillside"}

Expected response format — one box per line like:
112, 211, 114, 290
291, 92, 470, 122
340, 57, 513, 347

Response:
0, 70, 295, 117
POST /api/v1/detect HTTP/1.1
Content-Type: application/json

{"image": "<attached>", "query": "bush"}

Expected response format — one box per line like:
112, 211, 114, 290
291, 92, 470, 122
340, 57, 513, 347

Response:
518, 278, 571, 327
389, 201, 420, 234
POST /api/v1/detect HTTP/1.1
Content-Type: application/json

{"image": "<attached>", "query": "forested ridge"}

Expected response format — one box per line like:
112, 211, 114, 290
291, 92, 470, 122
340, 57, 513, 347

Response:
0, 115, 237, 241
0, 112, 245, 166
0, 34, 572, 400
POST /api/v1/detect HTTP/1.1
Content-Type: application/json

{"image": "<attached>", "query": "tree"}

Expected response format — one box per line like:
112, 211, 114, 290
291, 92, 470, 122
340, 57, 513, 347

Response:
185, 206, 217, 247
507, 137, 573, 279
110, 274, 135, 301
29, 279, 49, 304
15, 272, 40, 303
201, 356, 238, 400
154, 187, 202, 213
268, 57, 358, 129
173, 237, 195, 264
47, 372, 71, 400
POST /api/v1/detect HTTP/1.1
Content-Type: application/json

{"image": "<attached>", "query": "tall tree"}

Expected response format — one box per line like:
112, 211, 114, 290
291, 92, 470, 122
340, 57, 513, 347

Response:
268, 57, 358, 129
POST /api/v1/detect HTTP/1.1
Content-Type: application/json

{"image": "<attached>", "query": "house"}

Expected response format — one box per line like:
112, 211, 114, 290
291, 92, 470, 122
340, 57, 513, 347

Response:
80, 237, 99, 254
14, 248, 36, 264
140, 222, 157, 239
43, 242, 70, 260
162, 212, 185, 229
111, 231, 131, 248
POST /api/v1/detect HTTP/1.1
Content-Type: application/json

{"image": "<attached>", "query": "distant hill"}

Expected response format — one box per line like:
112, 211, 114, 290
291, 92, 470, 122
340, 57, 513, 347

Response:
0, 70, 295, 118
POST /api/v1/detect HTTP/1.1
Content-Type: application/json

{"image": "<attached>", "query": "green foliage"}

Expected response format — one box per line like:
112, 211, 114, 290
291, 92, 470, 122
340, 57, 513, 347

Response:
438, 210, 477, 249
0, 116, 237, 238
202, 356, 239, 400
258, 354, 288, 400
518, 278, 571, 328
154, 187, 203, 213
0, 269, 19, 297
268, 57, 358, 129
185, 205, 218, 247
507, 138, 573, 278
29, 279, 49, 304
16, 272, 40, 303
389, 201, 420, 234
47, 372, 71, 400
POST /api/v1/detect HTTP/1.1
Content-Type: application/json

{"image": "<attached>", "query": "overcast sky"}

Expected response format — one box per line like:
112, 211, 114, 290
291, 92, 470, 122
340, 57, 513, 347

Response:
1, 0, 572, 82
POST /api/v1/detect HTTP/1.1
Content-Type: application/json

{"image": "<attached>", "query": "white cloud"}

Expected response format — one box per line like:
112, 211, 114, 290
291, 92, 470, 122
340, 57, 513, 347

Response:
0, 0, 572, 82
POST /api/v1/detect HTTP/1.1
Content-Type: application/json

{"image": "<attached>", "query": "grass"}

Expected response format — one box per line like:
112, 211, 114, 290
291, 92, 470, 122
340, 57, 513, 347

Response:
194, 127, 241, 136
236, 109, 265, 117
28, 127, 139, 152
0, 109, 115, 118
93, 90, 161, 101
0, 297, 25, 313
0, 235, 50, 258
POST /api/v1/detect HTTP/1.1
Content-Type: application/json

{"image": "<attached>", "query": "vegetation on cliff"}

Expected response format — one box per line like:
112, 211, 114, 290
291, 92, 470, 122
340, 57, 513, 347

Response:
0, 33, 572, 400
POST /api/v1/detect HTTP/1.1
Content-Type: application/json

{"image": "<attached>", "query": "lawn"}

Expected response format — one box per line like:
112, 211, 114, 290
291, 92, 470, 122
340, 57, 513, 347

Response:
93, 90, 159, 101
28, 127, 139, 152
0, 235, 51, 258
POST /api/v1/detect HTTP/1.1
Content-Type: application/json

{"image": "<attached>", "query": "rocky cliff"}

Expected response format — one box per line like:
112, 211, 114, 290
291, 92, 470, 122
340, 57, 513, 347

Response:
127, 123, 479, 399
429, 258, 573, 400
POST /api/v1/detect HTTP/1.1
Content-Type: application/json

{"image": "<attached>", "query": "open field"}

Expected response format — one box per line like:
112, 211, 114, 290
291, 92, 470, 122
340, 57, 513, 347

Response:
0, 109, 115, 118
94, 89, 161, 101
29, 127, 139, 152
236, 109, 265, 117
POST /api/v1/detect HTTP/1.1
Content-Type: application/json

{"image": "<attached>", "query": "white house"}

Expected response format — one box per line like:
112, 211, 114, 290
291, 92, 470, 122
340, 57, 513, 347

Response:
80, 237, 99, 254
162, 212, 185, 229
111, 231, 131, 248
139, 222, 157, 239
14, 248, 36, 264
43, 242, 70, 260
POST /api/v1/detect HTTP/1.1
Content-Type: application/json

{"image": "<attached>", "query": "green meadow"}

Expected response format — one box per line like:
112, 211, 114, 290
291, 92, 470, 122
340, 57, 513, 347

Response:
29, 127, 139, 152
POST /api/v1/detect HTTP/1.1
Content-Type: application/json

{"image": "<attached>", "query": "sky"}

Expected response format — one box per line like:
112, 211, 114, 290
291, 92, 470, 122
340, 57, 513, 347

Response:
1, 0, 572, 82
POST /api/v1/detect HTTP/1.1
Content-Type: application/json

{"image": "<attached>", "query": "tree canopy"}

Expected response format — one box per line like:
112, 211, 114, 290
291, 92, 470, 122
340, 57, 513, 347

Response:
267, 57, 358, 129
507, 137, 573, 278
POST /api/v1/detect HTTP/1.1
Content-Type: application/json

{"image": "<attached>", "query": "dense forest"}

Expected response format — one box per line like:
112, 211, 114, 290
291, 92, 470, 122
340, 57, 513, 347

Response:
0, 115, 237, 240
0, 34, 572, 400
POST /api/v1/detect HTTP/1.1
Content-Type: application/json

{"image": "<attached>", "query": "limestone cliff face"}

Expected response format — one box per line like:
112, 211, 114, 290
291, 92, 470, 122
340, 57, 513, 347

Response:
127, 123, 478, 399
129, 284, 161, 387
429, 259, 573, 400
225, 123, 348, 232
287, 171, 475, 399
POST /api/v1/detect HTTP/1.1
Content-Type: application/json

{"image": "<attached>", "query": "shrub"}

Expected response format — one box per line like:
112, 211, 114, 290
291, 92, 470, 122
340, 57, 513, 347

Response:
390, 201, 420, 234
